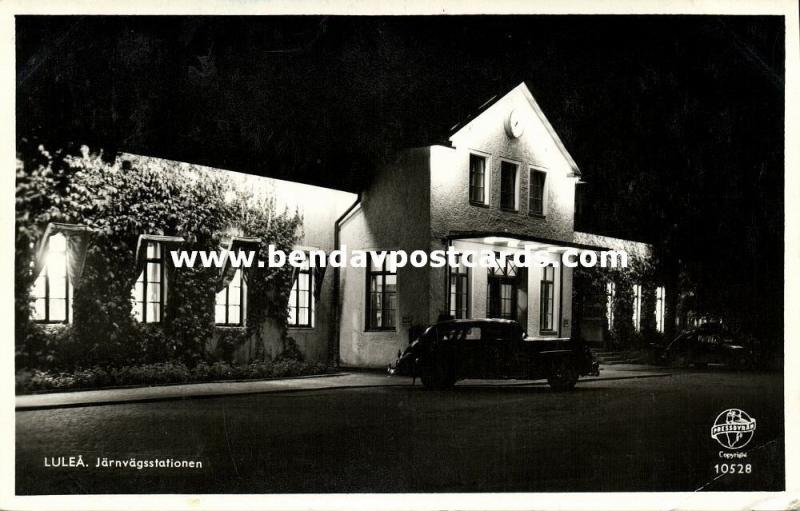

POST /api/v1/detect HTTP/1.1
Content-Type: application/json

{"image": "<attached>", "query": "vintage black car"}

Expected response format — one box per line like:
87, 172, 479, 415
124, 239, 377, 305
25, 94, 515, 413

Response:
655, 322, 751, 368
387, 319, 599, 390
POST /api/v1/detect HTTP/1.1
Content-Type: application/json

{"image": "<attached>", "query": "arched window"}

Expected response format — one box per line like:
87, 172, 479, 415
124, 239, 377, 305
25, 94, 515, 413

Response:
31, 233, 72, 323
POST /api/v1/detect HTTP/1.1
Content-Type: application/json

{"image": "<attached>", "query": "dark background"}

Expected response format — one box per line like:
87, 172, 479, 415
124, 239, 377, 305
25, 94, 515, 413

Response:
16, 15, 785, 341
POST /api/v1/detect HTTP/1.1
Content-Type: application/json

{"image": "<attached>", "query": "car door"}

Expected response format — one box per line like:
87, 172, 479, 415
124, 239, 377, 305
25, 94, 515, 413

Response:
497, 323, 526, 377
694, 331, 718, 364
481, 323, 510, 377
667, 333, 690, 365
504, 324, 530, 378
453, 324, 484, 378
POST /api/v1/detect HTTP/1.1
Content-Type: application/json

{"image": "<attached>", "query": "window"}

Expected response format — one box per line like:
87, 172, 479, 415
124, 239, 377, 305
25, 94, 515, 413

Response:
500, 161, 518, 210
483, 322, 509, 342
606, 281, 615, 329
132, 241, 164, 323
487, 252, 521, 320
529, 169, 546, 216
469, 154, 487, 204
288, 260, 314, 328
655, 286, 666, 333
540, 265, 555, 332
366, 254, 397, 330
632, 284, 642, 332
464, 326, 481, 341
216, 269, 245, 326
31, 232, 71, 323
448, 254, 470, 319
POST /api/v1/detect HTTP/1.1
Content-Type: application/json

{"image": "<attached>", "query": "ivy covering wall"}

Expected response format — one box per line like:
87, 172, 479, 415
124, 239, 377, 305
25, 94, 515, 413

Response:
573, 255, 661, 349
16, 144, 302, 370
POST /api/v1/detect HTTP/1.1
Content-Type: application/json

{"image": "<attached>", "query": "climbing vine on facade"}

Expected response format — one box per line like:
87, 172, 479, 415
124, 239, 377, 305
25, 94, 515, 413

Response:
16, 143, 301, 370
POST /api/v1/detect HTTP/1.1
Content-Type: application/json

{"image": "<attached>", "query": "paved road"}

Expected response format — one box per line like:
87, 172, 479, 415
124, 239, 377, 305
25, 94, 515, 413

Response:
16, 370, 784, 494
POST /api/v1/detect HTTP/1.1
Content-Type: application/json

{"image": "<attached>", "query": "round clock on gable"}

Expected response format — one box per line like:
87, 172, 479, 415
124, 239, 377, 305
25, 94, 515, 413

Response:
504, 108, 526, 138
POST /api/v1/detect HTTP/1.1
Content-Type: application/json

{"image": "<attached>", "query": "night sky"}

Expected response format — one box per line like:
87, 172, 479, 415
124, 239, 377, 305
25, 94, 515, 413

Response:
16, 15, 785, 331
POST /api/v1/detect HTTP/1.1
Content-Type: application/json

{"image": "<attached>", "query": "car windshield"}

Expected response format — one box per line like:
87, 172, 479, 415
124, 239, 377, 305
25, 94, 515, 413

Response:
415, 326, 436, 344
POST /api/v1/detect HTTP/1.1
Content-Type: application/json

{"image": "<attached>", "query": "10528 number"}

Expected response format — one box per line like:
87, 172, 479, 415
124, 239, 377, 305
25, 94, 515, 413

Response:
714, 463, 752, 475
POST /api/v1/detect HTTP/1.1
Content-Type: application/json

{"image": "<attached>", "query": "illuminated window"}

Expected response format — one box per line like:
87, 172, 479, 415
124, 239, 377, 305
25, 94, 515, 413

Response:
216, 269, 245, 326
31, 232, 72, 323
448, 254, 470, 319
132, 241, 164, 323
288, 260, 313, 328
366, 254, 396, 330
632, 284, 642, 332
540, 265, 555, 332
655, 286, 666, 333
469, 153, 487, 204
529, 169, 546, 216
606, 281, 615, 330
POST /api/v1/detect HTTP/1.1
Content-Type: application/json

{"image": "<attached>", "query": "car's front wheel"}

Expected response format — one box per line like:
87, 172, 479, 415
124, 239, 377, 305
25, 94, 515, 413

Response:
547, 358, 578, 391
668, 350, 690, 368
420, 361, 455, 390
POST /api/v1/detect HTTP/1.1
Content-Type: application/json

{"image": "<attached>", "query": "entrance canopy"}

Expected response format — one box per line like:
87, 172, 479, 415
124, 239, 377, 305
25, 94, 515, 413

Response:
454, 235, 574, 255
445, 231, 611, 253
447, 235, 574, 340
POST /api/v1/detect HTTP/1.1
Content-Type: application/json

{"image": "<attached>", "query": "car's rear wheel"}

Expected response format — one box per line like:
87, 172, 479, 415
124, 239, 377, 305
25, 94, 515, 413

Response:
420, 362, 455, 390
732, 354, 750, 370
547, 358, 578, 391
669, 351, 689, 368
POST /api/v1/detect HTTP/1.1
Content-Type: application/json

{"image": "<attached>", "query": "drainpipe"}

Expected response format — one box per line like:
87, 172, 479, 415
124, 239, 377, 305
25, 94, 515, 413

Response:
331, 193, 362, 367
558, 262, 564, 337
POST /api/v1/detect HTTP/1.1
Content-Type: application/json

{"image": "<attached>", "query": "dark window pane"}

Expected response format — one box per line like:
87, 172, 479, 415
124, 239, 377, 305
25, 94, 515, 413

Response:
529, 170, 545, 215
500, 162, 517, 209
500, 283, 514, 318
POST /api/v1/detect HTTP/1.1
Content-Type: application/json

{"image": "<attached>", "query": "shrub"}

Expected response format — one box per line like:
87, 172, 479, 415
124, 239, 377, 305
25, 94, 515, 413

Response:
275, 336, 305, 363
213, 328, 251, 363
14, 324, 86, 371
134, 324, 172, 365
240, 361, 275, 379
15, 358, 329, 394
272, 359, 304, 377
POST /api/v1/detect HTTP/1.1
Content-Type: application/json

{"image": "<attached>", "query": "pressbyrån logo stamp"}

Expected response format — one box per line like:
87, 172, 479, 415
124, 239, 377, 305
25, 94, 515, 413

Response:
711, 409, 756, 450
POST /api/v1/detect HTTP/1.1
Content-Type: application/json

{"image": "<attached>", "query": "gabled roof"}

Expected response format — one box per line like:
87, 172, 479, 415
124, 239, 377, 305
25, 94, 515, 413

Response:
447, 82, 581, 177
